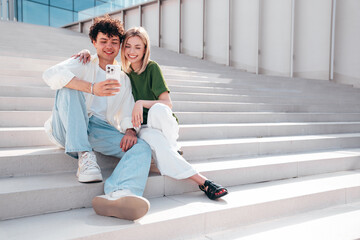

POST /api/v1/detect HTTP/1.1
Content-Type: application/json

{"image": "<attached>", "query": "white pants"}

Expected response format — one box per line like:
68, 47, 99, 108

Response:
139, 103, 198, 179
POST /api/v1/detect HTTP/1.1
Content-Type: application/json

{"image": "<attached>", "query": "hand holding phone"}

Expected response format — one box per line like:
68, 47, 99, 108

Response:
105, 64, 121, 95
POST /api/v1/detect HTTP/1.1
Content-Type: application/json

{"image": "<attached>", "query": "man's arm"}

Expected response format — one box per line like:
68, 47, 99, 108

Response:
43, 57, 87, 90
65, 77, 120, 96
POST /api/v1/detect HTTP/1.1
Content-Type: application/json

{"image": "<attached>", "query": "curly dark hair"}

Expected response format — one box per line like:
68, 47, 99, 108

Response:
89, 14, 124, 43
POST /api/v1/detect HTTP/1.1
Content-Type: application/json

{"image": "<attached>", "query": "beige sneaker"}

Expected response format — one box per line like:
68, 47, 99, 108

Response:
92, 190, 150, 221
76, 151, 103, 183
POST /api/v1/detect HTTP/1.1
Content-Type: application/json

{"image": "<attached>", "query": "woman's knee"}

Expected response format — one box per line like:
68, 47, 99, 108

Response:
148, 103, 171, 117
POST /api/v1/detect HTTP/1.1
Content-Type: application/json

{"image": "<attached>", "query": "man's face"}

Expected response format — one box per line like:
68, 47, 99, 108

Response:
92, 32, 120, 65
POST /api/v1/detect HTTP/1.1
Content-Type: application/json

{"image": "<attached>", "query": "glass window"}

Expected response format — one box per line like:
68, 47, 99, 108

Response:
50, 0, 73, 11
74, 0, 94, 12
96, 0, 108, 6
23, 1, 49, 26
31, 0, 49, 4
50, 6, 73, 27
17, 0, 23, 21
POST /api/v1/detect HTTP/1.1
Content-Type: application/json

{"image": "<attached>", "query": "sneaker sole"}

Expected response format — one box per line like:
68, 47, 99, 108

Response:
92, 195, 150, 221
77, 173, 103, 183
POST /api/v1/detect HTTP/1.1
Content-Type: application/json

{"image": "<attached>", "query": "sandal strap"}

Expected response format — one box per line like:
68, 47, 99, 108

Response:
199, 180, 228, 200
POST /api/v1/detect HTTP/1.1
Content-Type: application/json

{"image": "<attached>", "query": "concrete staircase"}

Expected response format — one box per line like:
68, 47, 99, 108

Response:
0, 21, 360, 239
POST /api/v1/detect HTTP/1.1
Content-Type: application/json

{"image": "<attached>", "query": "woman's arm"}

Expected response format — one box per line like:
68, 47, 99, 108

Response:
132, 91, 172, 128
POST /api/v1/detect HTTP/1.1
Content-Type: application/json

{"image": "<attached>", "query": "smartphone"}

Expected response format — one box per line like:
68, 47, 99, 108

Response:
106, 64, 121, 93
106, 64, 121, 82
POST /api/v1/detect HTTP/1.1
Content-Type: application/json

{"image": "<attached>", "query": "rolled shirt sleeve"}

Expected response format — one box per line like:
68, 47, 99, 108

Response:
43, 57, 87, 90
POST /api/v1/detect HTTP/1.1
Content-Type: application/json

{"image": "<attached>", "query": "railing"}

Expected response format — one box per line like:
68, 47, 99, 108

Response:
63, 0, 360, 88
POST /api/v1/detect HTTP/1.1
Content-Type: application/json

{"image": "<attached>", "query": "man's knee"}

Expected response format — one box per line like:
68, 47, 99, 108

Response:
133, 138, 152, 157
57, 87, 85, 102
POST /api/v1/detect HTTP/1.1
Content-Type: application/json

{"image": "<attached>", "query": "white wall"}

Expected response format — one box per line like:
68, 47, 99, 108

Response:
334, 0, 360, 87
181, 0, 203, 58
259, 0, 292, 76
142, 3, 159, 47
204, 0, 229, 65
161, 0, 179, 52
230, 0, 258, 73
293, 0, 332, 80
124, 8, 140, 30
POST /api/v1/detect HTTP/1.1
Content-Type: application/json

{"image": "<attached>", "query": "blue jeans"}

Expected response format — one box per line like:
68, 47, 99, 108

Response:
51, 88, 152, 196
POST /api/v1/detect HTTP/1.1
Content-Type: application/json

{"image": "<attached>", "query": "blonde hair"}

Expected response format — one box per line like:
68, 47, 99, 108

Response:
121, 27, 150, 74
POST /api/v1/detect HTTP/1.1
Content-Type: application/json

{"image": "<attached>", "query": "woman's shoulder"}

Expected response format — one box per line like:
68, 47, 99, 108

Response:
146, 60, 161, 70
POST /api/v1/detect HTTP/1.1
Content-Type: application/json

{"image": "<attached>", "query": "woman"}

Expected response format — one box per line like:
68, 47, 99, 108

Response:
76, 27, 228, 200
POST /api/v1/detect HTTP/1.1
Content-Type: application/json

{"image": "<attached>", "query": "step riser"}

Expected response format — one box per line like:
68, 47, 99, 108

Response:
165, 78, 360, 95
2, 86, 360, 104
182, 136, 360, 161
2, 124, 360, 148
0, 181, 102, 221
0, 75, 46, 87
2, 146, 360, 180
0, 86, 55, 98
173, 102, 360, 113
177, 113, 360, 124
0, 98, 53, 111
0, 111, 51, 127
4, 98, 360, 112
179, 124, 360, 140
169, 85, 360, 97
0, 151, 120, 178
0, 130, 52, 147
2, 112, 360, 127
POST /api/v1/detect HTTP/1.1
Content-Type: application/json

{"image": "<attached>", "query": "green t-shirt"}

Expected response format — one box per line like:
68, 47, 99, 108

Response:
127, 60, 177, 124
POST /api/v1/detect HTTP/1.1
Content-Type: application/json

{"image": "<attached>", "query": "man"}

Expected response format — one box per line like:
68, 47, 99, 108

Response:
43, 15, 151, 221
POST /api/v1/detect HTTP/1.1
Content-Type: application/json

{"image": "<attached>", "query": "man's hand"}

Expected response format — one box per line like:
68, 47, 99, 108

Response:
93, 80, 120, 96
132, 100, 144, 128
120, 128, 137, 152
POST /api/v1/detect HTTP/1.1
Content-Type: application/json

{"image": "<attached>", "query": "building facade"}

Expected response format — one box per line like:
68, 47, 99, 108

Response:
1, 0, 149, 27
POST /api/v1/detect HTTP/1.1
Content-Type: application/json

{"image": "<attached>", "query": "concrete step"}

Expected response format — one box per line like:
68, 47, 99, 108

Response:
168, 83, 360, 98
0, 97, 53, 111
0, 75, 46, 86
0, 85, 55, 98
2, 139, 360, 179
173, 101, 360, 113
2, 122, 360, 148
1, 171, 359, 239
1, 122, 360, 152
180, 133, 360, 161
171, 92, 359, 104
164, 75, 360, 95
2, 84, 360, 105
0, 127, 52, 147
0, 111, 51, 127
179, 122, 360, 140
177, 112, 360, 124
3, 96, 360, 113
2, 111, 360, 127
198, 202, 360, 240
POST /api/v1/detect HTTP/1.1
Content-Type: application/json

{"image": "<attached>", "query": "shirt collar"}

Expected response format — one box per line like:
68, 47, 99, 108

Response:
90, 54, 118, 65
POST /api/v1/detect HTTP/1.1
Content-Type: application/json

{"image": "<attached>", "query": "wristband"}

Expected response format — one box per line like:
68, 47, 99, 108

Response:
90, 83, 94, 95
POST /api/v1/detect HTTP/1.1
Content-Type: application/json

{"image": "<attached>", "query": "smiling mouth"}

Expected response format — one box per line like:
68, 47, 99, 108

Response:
128, 55, 137, 59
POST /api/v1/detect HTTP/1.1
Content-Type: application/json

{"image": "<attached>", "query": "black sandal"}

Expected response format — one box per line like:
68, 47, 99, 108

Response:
199, 180, 228, 200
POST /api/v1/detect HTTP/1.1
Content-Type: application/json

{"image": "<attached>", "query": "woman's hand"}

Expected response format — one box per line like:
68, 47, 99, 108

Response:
120, 128, 137, 152
132, 100, 144, 128
72, 49, 91, 64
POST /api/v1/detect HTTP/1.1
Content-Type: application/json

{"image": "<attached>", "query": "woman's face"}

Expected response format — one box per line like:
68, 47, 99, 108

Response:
124, 36, 146, 67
